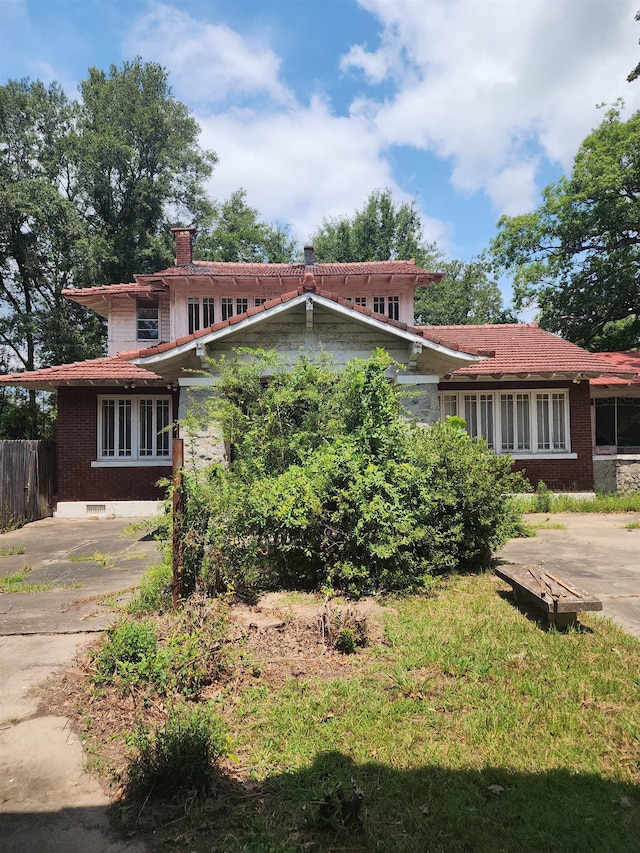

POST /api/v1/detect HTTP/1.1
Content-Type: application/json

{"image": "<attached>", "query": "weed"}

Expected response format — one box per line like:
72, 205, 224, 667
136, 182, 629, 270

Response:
320, 601, 368, 654
0, 563, 55, 593
128, 563, 173, 613
623, 521, 640, 530
528, 518, 567, 530
533, 481, 553, 513
94, 620, 158, 686
127, 702, 228, 798
0, 544, 25, 557
69, 551, 116, 568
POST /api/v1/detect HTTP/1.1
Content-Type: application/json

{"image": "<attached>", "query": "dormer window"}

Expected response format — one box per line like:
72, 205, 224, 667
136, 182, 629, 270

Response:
188, 297, 215, 334
136, 299, 159, 341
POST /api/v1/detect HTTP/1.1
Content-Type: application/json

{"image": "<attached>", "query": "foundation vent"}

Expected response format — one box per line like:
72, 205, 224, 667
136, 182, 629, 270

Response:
86, 504, 106, 514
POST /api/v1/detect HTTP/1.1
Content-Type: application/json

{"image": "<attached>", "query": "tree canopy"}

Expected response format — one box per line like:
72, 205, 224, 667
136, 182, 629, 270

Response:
491, 105, 640, 350
312, 189, 438, 267
415, 258, 515, 326
194, 189, 297, 263
0, 61, 216, 436
311, 189, 512, 325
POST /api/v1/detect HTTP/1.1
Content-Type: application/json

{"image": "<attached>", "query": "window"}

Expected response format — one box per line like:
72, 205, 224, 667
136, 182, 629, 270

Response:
354, 297, 367, 307
439, 389, 570, 455
221, 298, 233, 321
136, 299, 159, 340
594, 397, 640, 451
388, 295, 400, 321
188, 297, 215, 333
373, 296, 385, 315
98, 396, 171, 463
254, 297, 266, 307
236, 298, 248, 315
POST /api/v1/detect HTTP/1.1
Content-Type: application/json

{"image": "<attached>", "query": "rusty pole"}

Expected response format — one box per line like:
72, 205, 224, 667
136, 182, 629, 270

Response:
172, 437, 184, 607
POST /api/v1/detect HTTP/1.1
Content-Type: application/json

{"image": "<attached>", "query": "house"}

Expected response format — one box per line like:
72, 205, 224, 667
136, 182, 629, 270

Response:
590, 351, 640, 493
0, 229, 633, 517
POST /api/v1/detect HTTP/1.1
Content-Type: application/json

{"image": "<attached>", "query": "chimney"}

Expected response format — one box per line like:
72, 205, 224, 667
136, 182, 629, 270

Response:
170, 227, 197, 266
304, 245, 315, 266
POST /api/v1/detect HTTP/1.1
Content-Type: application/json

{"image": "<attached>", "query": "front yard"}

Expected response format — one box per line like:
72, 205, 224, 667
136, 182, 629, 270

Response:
51, 570, 640, 852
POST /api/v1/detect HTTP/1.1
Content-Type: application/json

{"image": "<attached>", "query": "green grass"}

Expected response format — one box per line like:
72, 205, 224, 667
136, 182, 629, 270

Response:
216, 575, 640, 852
0, 544, 26, 557
0, 563, 56, 593
623, 521, 640, 530
69, 551, 116, 568
509, 492, 640, 514
524, 518, 568, 531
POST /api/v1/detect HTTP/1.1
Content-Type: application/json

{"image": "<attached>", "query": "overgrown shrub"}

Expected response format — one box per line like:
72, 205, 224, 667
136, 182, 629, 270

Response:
94, 599, 230, 697
95, 620, 158, 685
127, 702, 228, 797
176, 350, 527, 597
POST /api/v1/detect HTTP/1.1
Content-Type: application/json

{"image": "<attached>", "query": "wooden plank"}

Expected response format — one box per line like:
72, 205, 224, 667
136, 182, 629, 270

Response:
495, 564, 602, 615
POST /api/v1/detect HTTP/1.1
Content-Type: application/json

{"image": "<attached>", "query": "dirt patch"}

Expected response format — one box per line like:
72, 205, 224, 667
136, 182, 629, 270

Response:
43, 593, 393, 806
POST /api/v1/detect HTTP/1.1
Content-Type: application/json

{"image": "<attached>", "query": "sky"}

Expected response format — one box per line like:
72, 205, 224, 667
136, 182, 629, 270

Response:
1, 0, 640, 308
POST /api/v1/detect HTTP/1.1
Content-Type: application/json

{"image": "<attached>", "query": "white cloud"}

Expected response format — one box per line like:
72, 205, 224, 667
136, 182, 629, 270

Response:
345, 0, 640, 214
198, 96, 450, 247
125, 3, 293, 106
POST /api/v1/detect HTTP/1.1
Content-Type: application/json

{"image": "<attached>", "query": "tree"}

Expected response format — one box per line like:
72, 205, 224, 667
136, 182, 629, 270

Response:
73, 59, 217, 285
311, 189, 512, 325
312, 189, 439, 267
0, 80, 101, 434
0, 61, 217, 435
194, 189, 296, 263
491, 105, 640, 350
415, 258, 516, 325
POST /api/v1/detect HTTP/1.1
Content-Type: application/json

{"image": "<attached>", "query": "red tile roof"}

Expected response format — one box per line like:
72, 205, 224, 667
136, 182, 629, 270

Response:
62, 283, 167, 302
418, 324, 625, 378
0, 357, 166, 388
590, 351, 640, 387
137, 259, 441, 280
122, 285, 481, 362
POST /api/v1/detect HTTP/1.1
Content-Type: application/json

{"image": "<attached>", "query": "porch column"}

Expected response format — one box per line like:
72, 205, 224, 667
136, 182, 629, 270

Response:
395, 374, 441, 426
177, 380, 226, 468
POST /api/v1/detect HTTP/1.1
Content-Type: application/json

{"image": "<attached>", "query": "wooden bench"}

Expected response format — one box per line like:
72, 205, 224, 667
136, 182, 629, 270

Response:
495, 564, 603, 628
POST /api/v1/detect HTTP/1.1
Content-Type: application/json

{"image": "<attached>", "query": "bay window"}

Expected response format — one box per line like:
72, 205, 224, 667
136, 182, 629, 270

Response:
439, 389, 570, 455
97, 396, 172, 464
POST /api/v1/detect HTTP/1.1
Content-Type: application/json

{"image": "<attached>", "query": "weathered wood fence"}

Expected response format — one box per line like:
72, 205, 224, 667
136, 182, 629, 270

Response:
0, 440, 56, 530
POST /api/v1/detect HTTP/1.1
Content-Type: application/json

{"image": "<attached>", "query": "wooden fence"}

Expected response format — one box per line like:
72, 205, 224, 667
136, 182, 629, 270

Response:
0, 440, 56, 530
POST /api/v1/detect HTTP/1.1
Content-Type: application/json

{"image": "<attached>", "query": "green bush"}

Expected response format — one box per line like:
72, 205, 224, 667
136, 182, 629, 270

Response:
95, 620, 157, 685
128, 563, 173, 613
127, 702, 228, 797
534, 480, 553, 512
176, 351, 527, 597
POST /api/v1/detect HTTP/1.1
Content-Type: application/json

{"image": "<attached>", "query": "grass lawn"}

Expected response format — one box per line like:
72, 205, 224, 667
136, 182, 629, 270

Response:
59, 571, 640, 853
218, 575, 640, 852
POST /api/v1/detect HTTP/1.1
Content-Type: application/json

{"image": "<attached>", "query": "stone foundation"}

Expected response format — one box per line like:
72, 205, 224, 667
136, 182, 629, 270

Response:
593, 457, 640, 493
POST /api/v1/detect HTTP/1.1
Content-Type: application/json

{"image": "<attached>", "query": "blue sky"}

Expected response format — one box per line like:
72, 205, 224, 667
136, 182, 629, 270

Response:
2, 0, 640, 307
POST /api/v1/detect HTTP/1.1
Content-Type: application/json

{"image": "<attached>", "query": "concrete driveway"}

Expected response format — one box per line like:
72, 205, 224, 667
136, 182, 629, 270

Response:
500, 512, 640, 637
0, 516, 159, 852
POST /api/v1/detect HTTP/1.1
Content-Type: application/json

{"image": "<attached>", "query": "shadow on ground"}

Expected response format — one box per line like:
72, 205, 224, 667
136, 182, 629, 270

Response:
62, 750, 640, 853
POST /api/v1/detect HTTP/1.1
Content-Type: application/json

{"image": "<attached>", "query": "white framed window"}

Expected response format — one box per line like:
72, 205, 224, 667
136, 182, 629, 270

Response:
388, 295, 400, 321
254, 297, 266, 307
221, 297, 233, 321
236, 297, 248, 315
439, 389, 571, 455
354, 296, 367, 307
373, 296, 385, 315
97, 396, 172, 465
136, 299, 159, 341
188, 297, 215, 334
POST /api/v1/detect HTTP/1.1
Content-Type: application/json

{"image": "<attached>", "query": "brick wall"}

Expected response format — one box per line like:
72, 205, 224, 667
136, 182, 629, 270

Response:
56, 387, 177, 502
439, 379, 594, 491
